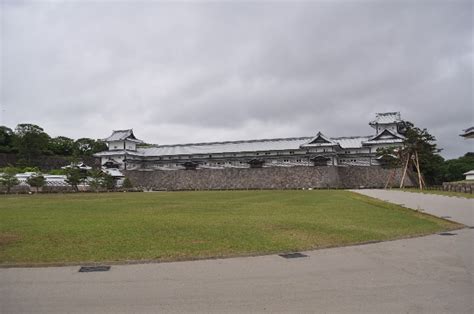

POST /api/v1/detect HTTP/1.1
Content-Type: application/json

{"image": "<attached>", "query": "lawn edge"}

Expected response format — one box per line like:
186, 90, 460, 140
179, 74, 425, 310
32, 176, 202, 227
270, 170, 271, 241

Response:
1, 190, 464, 269
0, 225, 465, 269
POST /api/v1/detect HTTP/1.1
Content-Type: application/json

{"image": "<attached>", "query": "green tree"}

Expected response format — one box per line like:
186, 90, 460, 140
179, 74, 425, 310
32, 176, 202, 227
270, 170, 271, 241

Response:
402, 122, 444, 186
49, 136, 75, 156
74, 138, 107, 156
122, 177, 133, 189
101, 173, 115, 190
87, 169, 103, 192
0, 167, 19, 193
65, 168, 86, 191
0, 126, 16, 153
443, 153, 474, 182
13, 124, 51, 165
27, 174, 46, 193
377, 121, 443, 187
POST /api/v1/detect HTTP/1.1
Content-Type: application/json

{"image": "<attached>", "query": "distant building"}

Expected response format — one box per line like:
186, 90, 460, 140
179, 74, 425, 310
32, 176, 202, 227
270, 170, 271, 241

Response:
464, 170, 474, 181
94, 112, 406, 171
460, 127, 474, 139
460, 126, 474, 181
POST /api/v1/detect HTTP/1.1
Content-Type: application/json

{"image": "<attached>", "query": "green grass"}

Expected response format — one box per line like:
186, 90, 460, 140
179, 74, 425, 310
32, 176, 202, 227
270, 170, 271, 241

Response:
400, 188, 474, 199
0, 190, 460, 266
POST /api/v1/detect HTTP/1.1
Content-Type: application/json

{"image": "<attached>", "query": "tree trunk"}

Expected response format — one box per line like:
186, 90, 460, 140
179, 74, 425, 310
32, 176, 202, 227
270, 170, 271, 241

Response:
385, 169, 396, 189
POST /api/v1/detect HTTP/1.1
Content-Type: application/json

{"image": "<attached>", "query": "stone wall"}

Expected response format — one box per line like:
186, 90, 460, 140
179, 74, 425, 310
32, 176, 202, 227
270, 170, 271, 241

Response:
124, 166, 415, 190
442, 182, 474, 194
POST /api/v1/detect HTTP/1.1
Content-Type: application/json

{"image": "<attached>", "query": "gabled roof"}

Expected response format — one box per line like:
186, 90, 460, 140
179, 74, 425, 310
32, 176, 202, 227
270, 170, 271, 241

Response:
103, 129, 143, 143
363, 129, 404, 145
300, 132, 338, 147
94, 134, 373, 157
460, 127, 474, 138
369, 112, 401, 125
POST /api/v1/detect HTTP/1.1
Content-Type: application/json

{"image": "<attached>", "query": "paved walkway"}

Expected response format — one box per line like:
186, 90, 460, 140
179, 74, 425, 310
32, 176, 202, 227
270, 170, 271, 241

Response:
352, 189, 474, 226
1, 190, 473, 313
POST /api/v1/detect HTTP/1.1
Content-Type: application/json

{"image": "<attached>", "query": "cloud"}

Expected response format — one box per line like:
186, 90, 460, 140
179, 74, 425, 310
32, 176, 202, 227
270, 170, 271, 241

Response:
1, 0, 472, 158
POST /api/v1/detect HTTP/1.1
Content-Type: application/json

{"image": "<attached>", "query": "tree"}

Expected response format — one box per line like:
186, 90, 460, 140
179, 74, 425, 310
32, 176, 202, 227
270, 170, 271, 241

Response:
122, 177, 133, 189
443, 153, 474, 182
74, 138, 107, 156
27, 174, 46, 193
378, 121, 442, 189
13, 124, 51, 165
49, 136, 75, 156
0, 126, 16, 153
402, 122, 443, 187
0, 167, 19, 193
65, 168, 86, 191
101, 173, 115, 190
87, 170, 103, 192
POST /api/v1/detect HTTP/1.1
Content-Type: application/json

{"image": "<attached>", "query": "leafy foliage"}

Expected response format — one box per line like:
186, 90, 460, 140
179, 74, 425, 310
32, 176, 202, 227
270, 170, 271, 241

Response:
74, 138, 107, 156
443, 153, 474, 182
0, 167, 19, 193
27, 174, 46, 193
0, 126, 16, 153
0, 123, 106, 169
65, 168, 86, 191
48, 136, 75, 156
87, 169, 104, 192
101, 173, 116, 190
13, 124, 51, 165
376, 121, 444, 186
122, 177, 133, 188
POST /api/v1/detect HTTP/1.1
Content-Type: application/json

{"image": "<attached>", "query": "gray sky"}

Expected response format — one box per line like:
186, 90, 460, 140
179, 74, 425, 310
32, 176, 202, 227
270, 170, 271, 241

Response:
1, 0, 472, 158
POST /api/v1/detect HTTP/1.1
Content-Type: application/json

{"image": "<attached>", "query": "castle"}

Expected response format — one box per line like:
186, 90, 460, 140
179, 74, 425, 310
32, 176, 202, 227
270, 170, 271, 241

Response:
94, 112, 406, 172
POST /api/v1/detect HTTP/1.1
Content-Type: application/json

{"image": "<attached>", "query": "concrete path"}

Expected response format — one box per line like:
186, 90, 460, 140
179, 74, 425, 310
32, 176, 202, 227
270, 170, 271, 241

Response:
352, 189, 474, 226
1, 191, 473, 313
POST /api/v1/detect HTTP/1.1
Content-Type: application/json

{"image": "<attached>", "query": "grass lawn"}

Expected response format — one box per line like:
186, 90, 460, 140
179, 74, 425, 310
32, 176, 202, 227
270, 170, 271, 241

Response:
400, 188, 474, 199
0, 190, 460, 266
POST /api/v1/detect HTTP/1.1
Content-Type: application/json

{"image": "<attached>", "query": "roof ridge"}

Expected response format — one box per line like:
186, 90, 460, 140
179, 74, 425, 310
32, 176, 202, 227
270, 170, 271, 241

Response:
375, 111, 400, 116
331, 135, 372, 139
111, 129, 133, 132
152, 136, 313, 148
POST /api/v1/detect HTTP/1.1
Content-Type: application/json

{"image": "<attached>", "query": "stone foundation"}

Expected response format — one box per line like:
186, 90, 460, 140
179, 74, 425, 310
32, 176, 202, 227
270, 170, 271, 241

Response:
442, 182, 474, 194
124, 166, 415, 190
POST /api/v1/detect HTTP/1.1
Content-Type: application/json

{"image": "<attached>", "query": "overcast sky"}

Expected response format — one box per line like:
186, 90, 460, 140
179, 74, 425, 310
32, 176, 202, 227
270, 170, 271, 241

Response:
1, 0, 472, 158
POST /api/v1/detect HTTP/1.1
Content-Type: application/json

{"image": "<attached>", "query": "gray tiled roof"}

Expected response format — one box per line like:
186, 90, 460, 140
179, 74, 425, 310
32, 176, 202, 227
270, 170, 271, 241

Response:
103, 129, 142, 142
369, 112, 401, 125
132, 135, 373, 157
335, 136, 372, 149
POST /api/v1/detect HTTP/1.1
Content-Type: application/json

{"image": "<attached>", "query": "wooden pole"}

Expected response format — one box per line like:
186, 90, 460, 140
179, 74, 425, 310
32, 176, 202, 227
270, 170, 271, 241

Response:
414, 151, 423, 190
399, 153, 410, 189
385, 168, 396, 189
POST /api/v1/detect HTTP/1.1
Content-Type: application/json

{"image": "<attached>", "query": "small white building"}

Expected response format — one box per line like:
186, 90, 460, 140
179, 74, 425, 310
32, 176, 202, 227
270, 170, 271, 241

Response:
460, 126, 474, 180
464, 170, 474, 181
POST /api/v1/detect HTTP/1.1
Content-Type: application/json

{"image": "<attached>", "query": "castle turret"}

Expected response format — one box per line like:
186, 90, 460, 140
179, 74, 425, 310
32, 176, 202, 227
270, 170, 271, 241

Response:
103, 129, 143, 151
94, 129, 144, 170
369, 112, 402, 136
